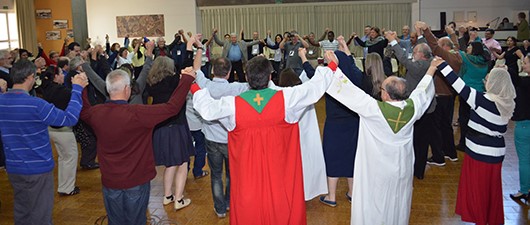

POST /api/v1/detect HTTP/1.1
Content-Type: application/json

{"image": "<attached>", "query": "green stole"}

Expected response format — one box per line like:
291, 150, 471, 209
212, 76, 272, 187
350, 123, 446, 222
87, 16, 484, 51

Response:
377, 99, 415, 134
239, 88, 278, 113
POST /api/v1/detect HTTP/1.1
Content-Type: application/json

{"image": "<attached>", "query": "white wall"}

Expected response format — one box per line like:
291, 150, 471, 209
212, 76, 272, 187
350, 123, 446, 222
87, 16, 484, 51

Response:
419, 0, 530, 30
85, 0, 198, 44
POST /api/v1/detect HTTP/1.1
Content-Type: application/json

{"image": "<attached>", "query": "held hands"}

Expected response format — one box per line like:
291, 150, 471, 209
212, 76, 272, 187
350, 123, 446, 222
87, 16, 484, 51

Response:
181, 66, 197, 79
0, 78, 6, 93
430, 56, 445, 67
415, 21, 428, 31
384, 31, 397, 42
145, 41, 155, 51
72, 72, 89, 88
324, 50, 338, 66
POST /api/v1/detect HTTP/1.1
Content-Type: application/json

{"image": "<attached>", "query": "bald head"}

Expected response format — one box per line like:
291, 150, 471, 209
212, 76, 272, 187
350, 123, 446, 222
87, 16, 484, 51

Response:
437, 37, 454, 51
382, 76, 408, 101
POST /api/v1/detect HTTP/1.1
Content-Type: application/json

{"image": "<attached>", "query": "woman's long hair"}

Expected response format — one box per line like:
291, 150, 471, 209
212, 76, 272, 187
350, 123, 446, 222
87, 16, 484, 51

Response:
365, 53, 386, 98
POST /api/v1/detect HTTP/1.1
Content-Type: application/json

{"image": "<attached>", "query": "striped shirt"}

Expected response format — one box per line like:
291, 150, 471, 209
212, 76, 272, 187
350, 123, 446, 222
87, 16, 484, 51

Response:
0, 85, 83, 174
439, 62, 508, 163
319, 39, 339, 52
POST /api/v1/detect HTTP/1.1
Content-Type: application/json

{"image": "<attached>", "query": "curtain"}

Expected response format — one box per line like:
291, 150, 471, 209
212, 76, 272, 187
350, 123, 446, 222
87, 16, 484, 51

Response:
15, 0, 37, 54
200, 3, 411, 37
200, 2, 411, 57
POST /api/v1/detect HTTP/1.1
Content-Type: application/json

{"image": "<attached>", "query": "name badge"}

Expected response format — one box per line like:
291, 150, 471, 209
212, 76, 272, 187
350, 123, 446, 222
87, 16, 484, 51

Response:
289, 50, 295, 56
252, 47, 259, 55
177, 50, 181, 56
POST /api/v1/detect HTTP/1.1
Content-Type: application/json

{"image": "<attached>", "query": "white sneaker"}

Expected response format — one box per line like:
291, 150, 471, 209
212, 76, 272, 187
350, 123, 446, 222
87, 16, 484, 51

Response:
174, 198, 191, 210
214, 208, 226, 218
163, 195, 174, 205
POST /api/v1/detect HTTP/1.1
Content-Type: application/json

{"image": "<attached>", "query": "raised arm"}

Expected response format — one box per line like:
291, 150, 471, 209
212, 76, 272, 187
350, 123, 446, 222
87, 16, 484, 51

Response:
189, 35, 204, 71
43, 74, 88, 126
354, 36, 367, 47
192, 87, 236, 130
136, 41, 155, 93
179, 30, 188, 43
435, 59, 479, 109
307, 35, 320, 47
387, 31, 416, 69
297, 34, 310, 48
318, 28, 329, 42
212, 29, 225, 46
82, 61, 108, 100
279, 34, 288, 50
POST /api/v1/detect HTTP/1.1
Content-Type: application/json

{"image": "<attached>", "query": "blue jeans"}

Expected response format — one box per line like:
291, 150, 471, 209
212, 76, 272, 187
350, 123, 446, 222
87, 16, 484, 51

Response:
191, 130, 207, 177
515, 120, 530, 193
205, 139, 230, 214
102, 182, 150, 225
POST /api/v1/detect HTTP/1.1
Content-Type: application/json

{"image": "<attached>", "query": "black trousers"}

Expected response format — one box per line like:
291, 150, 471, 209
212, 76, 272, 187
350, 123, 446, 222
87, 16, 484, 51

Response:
431, 95, 457, 161
413, 112, 439, 179
73, 121, 97, 166
229, 60, 245, 83
458, 96, 471, 148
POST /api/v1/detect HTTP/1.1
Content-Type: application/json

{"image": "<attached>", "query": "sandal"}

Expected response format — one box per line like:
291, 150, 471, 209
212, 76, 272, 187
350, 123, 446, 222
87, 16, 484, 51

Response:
194, 171, 209, 179
58, 186, 80, 196
319, 195, 337, 207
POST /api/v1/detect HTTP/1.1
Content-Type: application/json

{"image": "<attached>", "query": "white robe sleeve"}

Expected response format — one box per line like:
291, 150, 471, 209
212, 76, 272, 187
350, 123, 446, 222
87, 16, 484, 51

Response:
325, 69, 380, 118
282, 66, 334, 123
192, 88, 237, 131
408, 75, 435, 120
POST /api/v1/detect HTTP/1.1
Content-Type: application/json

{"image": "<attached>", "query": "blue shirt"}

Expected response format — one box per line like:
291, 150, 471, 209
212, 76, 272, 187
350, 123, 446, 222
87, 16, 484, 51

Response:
227, 43, 242, 62
0, 85, 83, 174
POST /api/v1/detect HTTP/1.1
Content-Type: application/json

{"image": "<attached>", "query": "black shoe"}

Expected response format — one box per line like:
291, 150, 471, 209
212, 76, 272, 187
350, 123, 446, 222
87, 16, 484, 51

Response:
81, 162, 99, 170
427, 158, 446, 166
59, 186, 80, 196
510, 192, 528, 202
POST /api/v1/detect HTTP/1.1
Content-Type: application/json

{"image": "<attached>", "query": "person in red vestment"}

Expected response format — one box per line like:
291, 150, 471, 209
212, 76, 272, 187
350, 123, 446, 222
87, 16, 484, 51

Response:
192, 53, 338, 225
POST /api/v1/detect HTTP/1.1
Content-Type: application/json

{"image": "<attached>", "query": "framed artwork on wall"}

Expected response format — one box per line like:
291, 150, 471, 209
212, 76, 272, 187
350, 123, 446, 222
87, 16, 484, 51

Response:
36, 9, 51, 19
45, 31, 61, 40
116, 14, 165, 38
53, 20, 68, 29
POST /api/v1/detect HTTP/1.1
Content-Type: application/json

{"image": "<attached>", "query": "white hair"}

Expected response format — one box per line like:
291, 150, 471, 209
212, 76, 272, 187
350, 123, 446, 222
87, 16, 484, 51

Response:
106, 69, 130, 94
0, 49, 9, 59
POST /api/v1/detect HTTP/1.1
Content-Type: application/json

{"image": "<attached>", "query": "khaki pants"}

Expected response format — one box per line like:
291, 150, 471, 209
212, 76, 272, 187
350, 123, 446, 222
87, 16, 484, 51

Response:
49, 127, 78, 193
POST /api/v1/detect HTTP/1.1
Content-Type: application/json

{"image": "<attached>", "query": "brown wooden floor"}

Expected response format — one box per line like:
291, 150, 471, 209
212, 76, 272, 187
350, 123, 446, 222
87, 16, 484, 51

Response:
0, 99, 529, 225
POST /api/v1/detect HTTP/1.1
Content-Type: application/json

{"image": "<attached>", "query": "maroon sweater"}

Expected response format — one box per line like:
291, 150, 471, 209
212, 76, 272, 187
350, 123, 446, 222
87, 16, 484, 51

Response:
80, 75, 194, 189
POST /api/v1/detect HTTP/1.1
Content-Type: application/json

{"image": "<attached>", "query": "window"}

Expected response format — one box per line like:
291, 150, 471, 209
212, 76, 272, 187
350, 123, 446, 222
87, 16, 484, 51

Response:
0, 11, 18, 50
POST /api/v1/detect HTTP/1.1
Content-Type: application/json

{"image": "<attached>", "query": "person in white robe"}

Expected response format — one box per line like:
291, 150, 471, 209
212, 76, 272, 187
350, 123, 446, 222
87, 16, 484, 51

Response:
269, 68, 328, 201
326, 57, 437, 225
